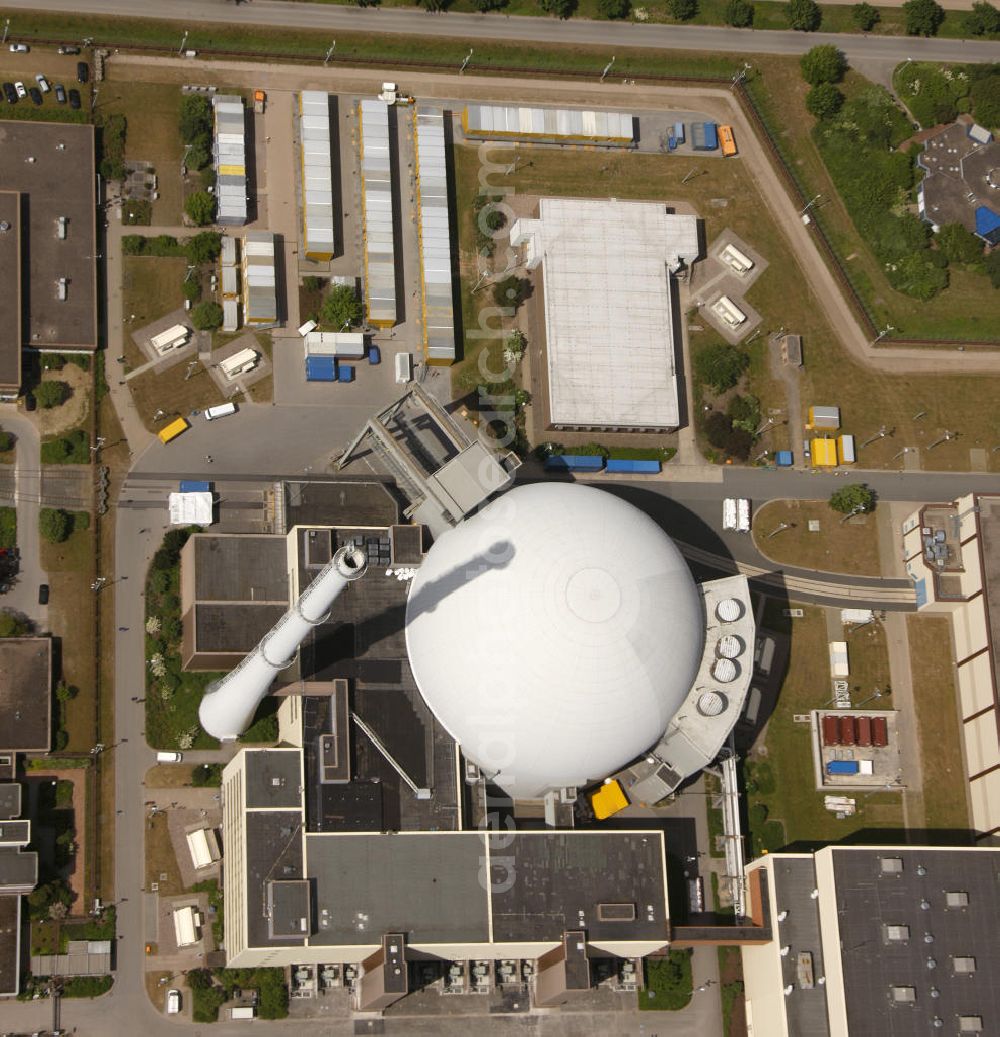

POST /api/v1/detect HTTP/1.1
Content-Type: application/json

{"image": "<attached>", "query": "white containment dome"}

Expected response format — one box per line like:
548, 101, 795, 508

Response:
404, 483, 705, 799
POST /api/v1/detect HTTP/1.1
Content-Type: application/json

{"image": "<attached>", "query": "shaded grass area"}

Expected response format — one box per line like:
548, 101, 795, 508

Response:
752, 499, 882, 577
907, 615, 972, 833
749, 602, 904, 846
718, 945, 746, 1037
640, 949, 692, 1012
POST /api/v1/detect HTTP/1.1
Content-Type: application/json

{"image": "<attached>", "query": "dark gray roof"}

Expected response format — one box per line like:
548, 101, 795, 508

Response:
771, 856, 830, 1037
0, 637, 51, 751
244, 750, 302, 810
832, 848, 1000, 1037
194, 603, 287, 653
0, 821, 29, 846
0, 895, 18, 995
194, 535, 289, 601
283, 480, 399, 530
266, 879, 310, 940
0, 192, 21, 392
306, 832, 490, 946
0, 846, 37, 891
489, 832, 669, 944
0, 785, 20, 821
245, 810, 305, 950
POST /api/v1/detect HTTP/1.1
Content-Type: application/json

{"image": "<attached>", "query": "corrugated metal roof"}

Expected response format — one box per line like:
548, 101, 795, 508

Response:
220, 236, 237, 267
359, 99, 397, 327
415, 107, 455, 363
463, 104, 635, 145
241, 231, 277, 323
212, 95, 248, 226
299, 91, 336, 260
222, 298, 240, 332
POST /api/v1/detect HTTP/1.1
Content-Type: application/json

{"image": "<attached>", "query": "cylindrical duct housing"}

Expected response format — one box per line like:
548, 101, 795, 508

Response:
198, 546, 367, 740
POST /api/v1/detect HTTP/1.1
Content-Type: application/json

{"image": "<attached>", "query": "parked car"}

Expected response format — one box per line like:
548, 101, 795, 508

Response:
57, 45, 80, 55
68, 88, 80, 110
76, 62, 88, 84
28, 87, 42, 106
8, 43, 28, 54
13, 81, 26, 100
368, 344, 381, 366
38, 584, 49, 605
166, 989, 180, 1015
54, 84, 66, 104
34, 74, 50, 93
2, 83, 17, 104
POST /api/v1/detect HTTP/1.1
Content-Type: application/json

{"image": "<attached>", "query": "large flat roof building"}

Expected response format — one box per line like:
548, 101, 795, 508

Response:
511, 198, 699, 431
742, 846, 1000, 1037
0, 637, 52, 752
0, 192, 22, 399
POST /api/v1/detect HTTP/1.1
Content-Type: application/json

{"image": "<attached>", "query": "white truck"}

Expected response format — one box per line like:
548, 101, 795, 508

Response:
723, 498, 751, 533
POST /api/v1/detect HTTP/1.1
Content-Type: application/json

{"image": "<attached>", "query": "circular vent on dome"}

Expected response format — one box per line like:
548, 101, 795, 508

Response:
713, 658, 739, 683
716, 598, 743, 623
718, 634, 744, 659
697, 691, 728, 717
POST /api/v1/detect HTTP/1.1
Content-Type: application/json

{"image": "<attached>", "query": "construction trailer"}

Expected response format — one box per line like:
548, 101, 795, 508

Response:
150, 324, 190, 355
242, 231, 277, 324
298, 91, 335, 262
808, 405, 841, 430
811, 438, 838, 467
212, 95, 249, 226
219, 347, 259, 380
461, 104, 635, 147
358, 99, 397, 328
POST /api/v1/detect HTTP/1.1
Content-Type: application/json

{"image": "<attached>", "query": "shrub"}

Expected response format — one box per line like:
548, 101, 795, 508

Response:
61, 976, 113, 998
725, 426, 753, 460
964, 0, 1000, 34
35, 381, 68, 409
693, 342, 749, 393
40, 429, 89, 465
185, 191, 217, 227
725, 0, 754, 24
829, 483, 876, 514
320, 284, 362, 328
492, 275, 529, 310
97, 113, 127, 181
903, 0, 944, 35
937, 223, 984, 265
669, 0, 698, 17
179, 95, 212, 144
192, 763, 223, 787
182, 278, 202, 303
806, 83, 844, 119
598, 0, 630, 16
888, 250, 949, 301
190, 302, 223, 331
302, 276, 324, 292
800, 45, 847, 85
473, 0, 507, 8
186, 135, 212, 172
728, 393, 762, 433
852, 1, 879, 29
788, 0, 821, 30
417, 0, 450, 9
39, 508, 71, 544
539, 0, 577, 15
0, 611, 28, 638
185, 231, 223, 265
641, 950, 692, 1011
0, 431, 10, 454
894, 61, 965, 127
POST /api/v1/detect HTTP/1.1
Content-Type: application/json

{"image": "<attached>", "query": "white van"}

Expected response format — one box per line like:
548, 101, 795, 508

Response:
156, 751, 183, 763
205, 402, 237, 421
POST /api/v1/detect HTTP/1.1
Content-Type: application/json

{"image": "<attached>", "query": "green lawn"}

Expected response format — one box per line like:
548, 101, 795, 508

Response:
0, 507, 15, 550
121, 256, 189, 372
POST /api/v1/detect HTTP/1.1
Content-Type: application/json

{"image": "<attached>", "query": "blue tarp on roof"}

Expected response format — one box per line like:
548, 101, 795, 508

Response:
975, 206, 1000, 244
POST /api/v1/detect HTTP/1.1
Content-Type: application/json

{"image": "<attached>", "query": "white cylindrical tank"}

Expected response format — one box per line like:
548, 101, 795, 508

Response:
198, 546, 367, 740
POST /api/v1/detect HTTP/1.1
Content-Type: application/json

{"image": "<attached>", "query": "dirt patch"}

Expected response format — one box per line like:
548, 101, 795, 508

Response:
37, 366, 91, 437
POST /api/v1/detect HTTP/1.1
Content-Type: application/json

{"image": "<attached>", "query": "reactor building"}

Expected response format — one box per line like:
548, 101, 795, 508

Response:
188, 478, 754, 1009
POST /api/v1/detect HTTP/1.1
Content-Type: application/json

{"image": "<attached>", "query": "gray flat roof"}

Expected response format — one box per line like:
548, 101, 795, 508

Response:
283, 480, 399, 530
194, 603, 287, 653
0, 192, 22, 392
0, 846, 37, 891
0, 637, 51, 751
0, 121, 97, 352
306, 832, 490, 946
245, 810, 305, 950
489, 832, 669, 944
244, 749, 302, 811
194, 535, 289, 602
0, 785, 20, 821
832, 848, 1000, 1036
0, 895, 19, 995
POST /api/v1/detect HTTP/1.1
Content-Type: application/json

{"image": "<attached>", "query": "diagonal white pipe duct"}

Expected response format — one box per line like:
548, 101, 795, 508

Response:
198, 545, 367, 741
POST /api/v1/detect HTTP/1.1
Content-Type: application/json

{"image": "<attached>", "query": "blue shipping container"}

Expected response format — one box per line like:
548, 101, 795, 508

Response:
544, 455, 605, 472
775, 450, 794, 467
306, 356, 337, 382
826, 760, 860, 776
605, 458, 662, 474
692, 122, 719, 151
338, 365, 355, 383
179, 480, 211, 493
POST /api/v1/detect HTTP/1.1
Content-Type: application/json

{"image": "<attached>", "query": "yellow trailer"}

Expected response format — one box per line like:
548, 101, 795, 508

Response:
158, 417, 190, 444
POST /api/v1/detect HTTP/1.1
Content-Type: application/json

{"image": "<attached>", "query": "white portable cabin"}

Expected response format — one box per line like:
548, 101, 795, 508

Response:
711, 295, 747, 328
219, 347, 259, 380
297, 319, 318, 337
303, 331, 365, 358
829, 640, 850, 678
395, 351, 413, 384
720, 243, 754, 275
150, 324, 190, 355
172, 906, 201, 948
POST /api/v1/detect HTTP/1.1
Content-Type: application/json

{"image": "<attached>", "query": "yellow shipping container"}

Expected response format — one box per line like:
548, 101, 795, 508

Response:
811, 438, 838, 467
158, 418, 190, 444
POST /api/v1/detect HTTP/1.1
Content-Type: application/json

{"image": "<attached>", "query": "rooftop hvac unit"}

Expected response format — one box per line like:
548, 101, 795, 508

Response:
56, 277, 68, 301
717, 634, 744, 659
716, 598, 743, 622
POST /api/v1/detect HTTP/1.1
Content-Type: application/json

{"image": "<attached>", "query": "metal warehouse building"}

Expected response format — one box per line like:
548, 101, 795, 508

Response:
298, 91, 335, 262
358, 100, 397, 328
462, 104, 635, 147
212, 95, 248, 226
414, 107, 456, 366
241, 231, 277, 325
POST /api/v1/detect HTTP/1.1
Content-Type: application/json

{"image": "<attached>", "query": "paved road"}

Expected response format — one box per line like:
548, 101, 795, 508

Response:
10, 0, 1000, 65
0, 408, 49, 628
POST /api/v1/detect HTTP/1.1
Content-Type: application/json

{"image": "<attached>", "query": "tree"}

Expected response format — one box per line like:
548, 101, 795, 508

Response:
190, 301, 224, 330
903, 0, 944, 35
937, 223, 984, 266
965, 0, 1000, 35
704, 411, 733, 449
693, 342, 749, 393
852, 1, 879, 28
829, 483, 876, 514
187, 968, 214, 991
539, 0, 577, 16
728, 393, 762, 433
473, 0, 508, 9
492, 275, 529, 310
0, 611, 28, 638
185, 191, 217, 227
970, 72, 1000, 129
483, 208, 507, 233
799, 45, 847, 85
186, 136, 212, 172
725, 0, 754, 25
39, 508, 71, 544
184, 232, 222, 265
788, 0, 821, 30
182, 278, 202, 304
597, 0, 630, 17
669, 0, 698, 18
35, 381, 68, 409
179, 95, 212, 144
0, 430, 10, 453
320, 284, 362, 328
302, 276, 324, 292
806, 83, 845, 119
417, 0, 450, 10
